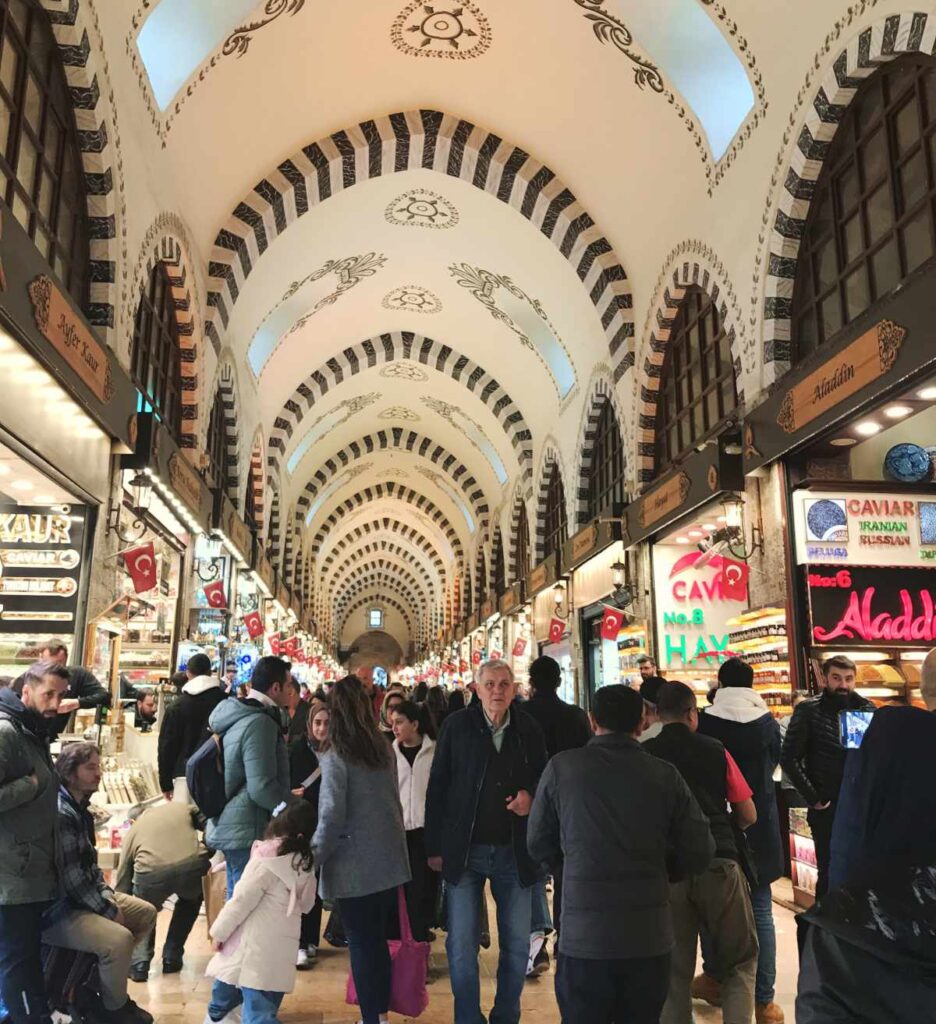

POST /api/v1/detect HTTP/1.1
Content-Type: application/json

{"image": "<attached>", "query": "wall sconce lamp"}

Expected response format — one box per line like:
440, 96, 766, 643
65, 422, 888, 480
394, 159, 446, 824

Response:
610, 559, 634, 609
720, 494, 765, 562
106, 472, 152, 544
553, 580, 568, 618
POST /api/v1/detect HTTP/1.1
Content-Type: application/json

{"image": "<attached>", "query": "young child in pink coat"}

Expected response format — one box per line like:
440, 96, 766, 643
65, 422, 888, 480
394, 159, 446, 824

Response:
204, 802, 317, 1024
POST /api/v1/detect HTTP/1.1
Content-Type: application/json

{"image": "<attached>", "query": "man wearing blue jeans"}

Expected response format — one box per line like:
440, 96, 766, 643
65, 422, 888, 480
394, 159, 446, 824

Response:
426, 660, 548, 1024
204, 658, 292, 900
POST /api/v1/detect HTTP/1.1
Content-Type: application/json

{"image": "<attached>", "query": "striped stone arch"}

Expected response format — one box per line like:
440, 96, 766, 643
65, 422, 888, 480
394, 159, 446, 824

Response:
637, 252, 744, 486
335, 573, 428, 621
490, 524, 505, 589
205, 359, 241, 507
532, 443, 569, 563
268, 331, 534, 484
337, 595, 419, 642
325, 543, 439, 596
334, 566, 431, 618
309, 483, 465, 564
205, 109, 634, 380
295, 430, 490, 526
334, 559, 433, 604
132, 234, 201, 449
762, 10, 936, 383
40, 0, 120, 342
266, 490, 281, 570
320, 520, 446, 578
474, 545, 488, 607
573, 372, 628, 526
282, 519, 298, 586
248, 435, 264, 536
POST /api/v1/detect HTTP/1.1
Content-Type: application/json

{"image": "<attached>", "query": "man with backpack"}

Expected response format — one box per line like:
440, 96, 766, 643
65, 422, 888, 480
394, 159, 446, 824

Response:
203, 657, 292, 895
158, 653, 226, 800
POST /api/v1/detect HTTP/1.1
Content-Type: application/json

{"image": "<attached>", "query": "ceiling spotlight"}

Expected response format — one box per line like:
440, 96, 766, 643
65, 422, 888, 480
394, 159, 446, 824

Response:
0, 464, 10, 476
675, 536, 691, 544
10, 479, 33, 491
918, 387, 936, 401
701, 523, 716, 531
829, 436, 858, 447
688, 530, 703, 538
855, 421, 882, 436
884, 405, 913, 419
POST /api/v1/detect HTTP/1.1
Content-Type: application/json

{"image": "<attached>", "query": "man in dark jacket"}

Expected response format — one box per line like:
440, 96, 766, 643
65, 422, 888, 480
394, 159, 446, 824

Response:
425, 658, 548, 1024
645, 682, 759, 1024
522, 655, 591, 972
0, 661, 69, 1024
697, 658, 785, 1024
780, 654, 874, 898
40, 639, 111, 735
528, 684, 714, 1024
157, 653, 226, 798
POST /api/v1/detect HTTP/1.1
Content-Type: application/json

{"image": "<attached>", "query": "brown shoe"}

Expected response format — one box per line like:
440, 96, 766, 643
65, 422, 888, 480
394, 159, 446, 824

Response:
756, 1002, 785, 1023
691, 973, 722, 1007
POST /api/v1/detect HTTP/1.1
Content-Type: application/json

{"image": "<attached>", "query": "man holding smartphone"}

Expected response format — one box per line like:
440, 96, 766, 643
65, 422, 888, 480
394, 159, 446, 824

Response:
780, 656, 874, 897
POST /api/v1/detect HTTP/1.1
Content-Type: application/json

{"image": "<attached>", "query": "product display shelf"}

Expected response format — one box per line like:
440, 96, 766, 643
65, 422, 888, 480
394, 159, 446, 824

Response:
789, 807, 818, 908
728, 608, 792, 714
616, 625, 649, 685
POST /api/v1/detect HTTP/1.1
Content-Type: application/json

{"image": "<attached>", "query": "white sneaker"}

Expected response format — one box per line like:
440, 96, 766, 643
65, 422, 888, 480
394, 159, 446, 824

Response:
296, 947, 310, 969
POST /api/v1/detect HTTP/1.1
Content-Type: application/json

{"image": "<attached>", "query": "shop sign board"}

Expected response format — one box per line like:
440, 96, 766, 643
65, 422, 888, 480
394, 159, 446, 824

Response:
466, 612, 479, 634
652, 545, 749, 671
252, 542, 275, 595
212, 492, 253, 565
0, 503, 87, 633
454, 622, 464, 642
527, 552, 560, 597
562, 517, 623, 573
805, 564, 936, 646
499, 580, 525, 616
0, 198, 135, 448
777, 320, 906, 435
480, 596, 495, 620
290, 593, 301, 619
277, 582, 290, 612
792, 489, 936, 567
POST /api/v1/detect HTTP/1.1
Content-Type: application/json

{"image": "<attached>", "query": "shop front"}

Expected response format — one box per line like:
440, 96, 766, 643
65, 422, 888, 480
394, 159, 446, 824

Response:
527, 552, 575, 703
499, 581, 531, 682
0, 197, 137, 675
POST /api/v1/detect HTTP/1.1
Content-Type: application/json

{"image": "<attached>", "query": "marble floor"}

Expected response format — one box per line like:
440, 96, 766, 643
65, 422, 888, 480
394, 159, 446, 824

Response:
132, 887, 801, 1023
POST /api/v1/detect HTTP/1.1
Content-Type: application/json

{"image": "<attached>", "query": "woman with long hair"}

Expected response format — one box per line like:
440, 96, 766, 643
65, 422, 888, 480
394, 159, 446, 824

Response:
312, 677, 411, 1024
391, 700, 439, 942
378, 686, 406, 743
289, 699, 330, 967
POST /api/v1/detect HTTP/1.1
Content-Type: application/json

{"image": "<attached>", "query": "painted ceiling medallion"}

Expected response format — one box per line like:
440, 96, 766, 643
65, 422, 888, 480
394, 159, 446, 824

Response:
380, 362, 429, 382
382, 285, 443, 314
385, 188, 459, 230
378, 406, 421, 422
391, 2, 491, 60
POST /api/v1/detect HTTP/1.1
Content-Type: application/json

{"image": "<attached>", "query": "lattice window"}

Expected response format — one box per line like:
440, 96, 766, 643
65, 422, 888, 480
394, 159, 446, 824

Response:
654, 286, 737, 475
205, 389, 229, 494
515, 502, 530, 580
0, 0, 88, 302
477, 555, 487, 612
244, 476, 258, 532
492, 532, 505, 595
586, 400, 626, 519
543, 463, 568, 561
131, 262, 183, 441
793, 56, 936, 361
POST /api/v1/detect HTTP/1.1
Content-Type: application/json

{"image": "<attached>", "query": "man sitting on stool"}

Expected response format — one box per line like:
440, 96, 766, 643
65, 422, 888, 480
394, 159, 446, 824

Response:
41, 744, 156, 1024
116, 801, 211, 981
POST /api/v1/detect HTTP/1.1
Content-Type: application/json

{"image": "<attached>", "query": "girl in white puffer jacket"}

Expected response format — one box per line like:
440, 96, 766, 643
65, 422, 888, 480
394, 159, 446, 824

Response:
204, 802, 317, 1024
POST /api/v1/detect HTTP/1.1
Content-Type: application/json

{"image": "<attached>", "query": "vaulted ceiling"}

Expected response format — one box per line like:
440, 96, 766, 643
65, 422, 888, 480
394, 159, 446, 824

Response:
89, 0, 889, 655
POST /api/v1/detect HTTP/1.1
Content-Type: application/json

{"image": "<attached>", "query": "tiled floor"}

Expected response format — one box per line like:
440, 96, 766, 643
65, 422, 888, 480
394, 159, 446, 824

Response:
133, 888, 800, 1023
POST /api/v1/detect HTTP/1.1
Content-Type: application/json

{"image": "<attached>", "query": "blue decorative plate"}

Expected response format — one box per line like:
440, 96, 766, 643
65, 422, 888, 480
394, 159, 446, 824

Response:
806, 499, 847, 541
883, 443, 932, 483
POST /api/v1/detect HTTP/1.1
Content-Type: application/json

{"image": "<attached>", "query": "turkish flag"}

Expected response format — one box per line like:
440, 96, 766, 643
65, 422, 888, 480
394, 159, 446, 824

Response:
243, 610, 264, 639
721, 558, 750, 602
490, 649, 502, 660
548, 618, 565, 644
459, 660, 468, 674
203, 580, 227, 609
471, 650, 481, 666
284, 636, 299, 658
270, 634, 282, 656
295, 649, 306, 664
122, 542, 157, 594
600, 606, 624, 641
512, 637, 527, 657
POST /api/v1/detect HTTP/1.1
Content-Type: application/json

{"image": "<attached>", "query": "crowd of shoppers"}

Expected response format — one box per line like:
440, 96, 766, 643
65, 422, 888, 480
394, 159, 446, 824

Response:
4, 644, 936, 1024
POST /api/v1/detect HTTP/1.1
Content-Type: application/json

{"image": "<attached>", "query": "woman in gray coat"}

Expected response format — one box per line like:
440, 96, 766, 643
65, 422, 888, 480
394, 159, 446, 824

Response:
313, 676, 410, 1024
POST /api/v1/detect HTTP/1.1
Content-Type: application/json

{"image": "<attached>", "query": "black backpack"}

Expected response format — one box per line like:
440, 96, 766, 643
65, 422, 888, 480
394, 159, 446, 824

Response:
185, 733, 226, 819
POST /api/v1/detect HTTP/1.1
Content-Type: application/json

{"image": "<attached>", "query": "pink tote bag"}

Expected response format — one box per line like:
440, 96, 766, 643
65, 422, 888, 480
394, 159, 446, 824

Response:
345, 886, 430, 1018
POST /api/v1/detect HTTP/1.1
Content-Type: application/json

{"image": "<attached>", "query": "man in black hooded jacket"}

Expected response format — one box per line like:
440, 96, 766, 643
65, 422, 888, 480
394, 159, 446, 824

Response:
780, 654, 874, 898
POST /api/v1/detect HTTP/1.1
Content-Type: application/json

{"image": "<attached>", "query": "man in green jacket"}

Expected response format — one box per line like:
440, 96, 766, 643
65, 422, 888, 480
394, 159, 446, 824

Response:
0, 661, 69, 1024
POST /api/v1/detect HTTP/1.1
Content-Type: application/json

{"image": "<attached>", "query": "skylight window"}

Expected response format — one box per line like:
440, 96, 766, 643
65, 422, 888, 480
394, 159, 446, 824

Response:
137, 0, 258, 111
618, 0, 754, 160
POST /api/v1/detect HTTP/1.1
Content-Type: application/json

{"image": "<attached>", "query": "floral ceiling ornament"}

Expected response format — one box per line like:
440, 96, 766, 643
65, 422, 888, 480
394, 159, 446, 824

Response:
572, 0, 663, 92
380, 362, 429, 382
382, 285, 443, 315
391, 1, 492, 60
385, 188, 460, 230
378, 406, 422, 422
223, 0, 306, 57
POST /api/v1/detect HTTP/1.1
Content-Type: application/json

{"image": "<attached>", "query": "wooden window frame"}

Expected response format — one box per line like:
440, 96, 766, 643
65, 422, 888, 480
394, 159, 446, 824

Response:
586, 399, 626, 519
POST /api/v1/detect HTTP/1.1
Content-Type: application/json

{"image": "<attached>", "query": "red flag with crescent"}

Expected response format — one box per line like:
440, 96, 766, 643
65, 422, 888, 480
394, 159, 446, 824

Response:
600, 606, 624, 641
512, 637, 527, 657
720, 558, 750, 603
203, 580, 227, 609
243, 610, 263, 639
122, 542, 157, 594
548, 618, 565, 644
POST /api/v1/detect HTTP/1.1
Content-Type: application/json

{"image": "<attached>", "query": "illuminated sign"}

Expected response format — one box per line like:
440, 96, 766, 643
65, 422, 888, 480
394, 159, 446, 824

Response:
652, 547, 748, 670
0, 504, 86, 633
806, 565, 936, 646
